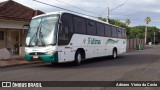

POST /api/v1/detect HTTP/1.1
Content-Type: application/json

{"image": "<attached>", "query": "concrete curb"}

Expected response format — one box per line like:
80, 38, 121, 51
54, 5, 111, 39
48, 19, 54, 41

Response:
0, 60, 43, 68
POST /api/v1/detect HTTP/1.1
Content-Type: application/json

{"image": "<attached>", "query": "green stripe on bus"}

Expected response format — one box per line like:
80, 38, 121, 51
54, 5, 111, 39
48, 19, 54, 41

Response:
25, 52, 58, 63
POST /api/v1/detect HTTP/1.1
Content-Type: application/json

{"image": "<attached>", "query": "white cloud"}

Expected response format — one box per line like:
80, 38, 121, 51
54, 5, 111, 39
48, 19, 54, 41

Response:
0, 0, 7, 2
152, 9, 160, 13
1, 0, 160, 27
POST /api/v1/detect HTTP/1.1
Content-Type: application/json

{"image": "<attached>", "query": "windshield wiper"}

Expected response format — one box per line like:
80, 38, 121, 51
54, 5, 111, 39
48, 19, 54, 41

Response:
39, 31, 46, 46
28, 18, 43, 46
28, 32, 38, 46
41, 25, 51, 32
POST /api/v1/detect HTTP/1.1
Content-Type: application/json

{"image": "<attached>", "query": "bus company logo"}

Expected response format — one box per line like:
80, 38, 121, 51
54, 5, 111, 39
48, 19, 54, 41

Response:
2, 82, 11, 87
83, 39, 86, 44
88, 37, 101, 45
106, 39, 119, 44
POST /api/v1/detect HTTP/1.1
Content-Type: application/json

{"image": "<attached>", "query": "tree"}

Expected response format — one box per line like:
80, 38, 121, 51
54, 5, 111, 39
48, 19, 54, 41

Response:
145, 17, 151, 45
125, 19, 131, 26
98, 17, 106, 22
129, 26, 160, 44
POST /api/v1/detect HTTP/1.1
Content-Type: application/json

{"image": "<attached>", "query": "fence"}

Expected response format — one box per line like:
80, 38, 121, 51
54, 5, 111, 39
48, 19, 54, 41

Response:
127, 39, 145, 50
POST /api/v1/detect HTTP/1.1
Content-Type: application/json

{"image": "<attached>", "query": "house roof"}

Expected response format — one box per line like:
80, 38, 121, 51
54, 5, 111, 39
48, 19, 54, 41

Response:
0, 1, 7, 7
0, 0, 44, 21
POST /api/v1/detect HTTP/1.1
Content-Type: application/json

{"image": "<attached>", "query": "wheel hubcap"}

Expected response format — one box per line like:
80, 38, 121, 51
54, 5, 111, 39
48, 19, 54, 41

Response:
77, 54, 81, 62
113, 51, 116, 58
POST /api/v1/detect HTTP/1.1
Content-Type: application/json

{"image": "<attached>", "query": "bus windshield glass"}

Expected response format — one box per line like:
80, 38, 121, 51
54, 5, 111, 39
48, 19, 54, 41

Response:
26, 15, 59, 47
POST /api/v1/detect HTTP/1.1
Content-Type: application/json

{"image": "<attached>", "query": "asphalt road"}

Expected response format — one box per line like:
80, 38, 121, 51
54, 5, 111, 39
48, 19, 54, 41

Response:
1, 45, 160, 90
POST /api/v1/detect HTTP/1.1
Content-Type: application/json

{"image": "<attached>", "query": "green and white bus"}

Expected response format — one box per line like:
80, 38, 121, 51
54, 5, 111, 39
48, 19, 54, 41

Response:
25, 11, 127, 65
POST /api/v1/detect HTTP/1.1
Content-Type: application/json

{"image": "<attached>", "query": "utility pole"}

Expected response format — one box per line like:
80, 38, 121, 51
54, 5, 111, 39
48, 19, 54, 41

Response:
106, 0, 128, 23
154, 32, 156, 45
107, 7, 110, 23
145, 26, 148, 45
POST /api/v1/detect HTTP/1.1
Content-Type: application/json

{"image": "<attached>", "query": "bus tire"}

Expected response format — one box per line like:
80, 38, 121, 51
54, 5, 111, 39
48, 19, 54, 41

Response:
74, 51, 83, 65
112, 48, 117, 59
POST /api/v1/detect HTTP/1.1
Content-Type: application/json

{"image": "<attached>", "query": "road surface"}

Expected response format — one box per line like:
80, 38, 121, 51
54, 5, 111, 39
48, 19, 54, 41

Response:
1, 45, 160, 90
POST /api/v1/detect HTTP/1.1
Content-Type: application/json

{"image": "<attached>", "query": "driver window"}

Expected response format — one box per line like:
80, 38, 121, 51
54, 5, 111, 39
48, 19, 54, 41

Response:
59, 26, 69, 40
58, 13, 73, 45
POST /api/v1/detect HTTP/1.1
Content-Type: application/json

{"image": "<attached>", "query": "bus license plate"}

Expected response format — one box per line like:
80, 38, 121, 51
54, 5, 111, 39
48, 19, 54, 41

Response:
33, 55, 39, 59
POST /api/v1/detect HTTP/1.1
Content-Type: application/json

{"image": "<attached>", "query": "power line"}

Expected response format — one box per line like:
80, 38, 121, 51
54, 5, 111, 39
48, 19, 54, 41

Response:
109, 0, 128, 13
106, 0, 129, 22
32, 0, 98, 18
54, 0, 97, 16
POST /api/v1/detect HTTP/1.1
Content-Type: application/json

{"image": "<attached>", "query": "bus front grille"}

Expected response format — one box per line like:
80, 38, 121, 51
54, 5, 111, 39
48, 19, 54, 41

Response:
29, 52, 45, 55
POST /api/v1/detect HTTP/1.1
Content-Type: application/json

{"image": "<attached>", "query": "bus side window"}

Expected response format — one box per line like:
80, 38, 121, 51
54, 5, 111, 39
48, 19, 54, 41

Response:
59, 26, 69, 40
124, 29, 126, 38
105, 25, 112, 37
73, 16, 86, 34
117, 28, 122, 38
86, 20, 96, 35
58, 13, 73, 45
111, 26, 117, 38
96, 22, 105, 36
122, 29, 126, 39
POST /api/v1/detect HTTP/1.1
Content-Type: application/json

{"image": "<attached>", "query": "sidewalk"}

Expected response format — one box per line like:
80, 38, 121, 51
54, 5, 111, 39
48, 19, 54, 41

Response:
0, 59, 42, 68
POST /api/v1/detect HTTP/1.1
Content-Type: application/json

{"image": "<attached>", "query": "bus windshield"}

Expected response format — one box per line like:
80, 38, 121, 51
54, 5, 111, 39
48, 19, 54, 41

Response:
26, 15, 59, 47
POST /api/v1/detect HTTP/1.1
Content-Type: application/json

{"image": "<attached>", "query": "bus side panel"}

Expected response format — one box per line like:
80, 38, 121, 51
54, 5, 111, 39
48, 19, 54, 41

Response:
57, 46, 75, 63
70, 34, 99, 59
57, 34, 127, 63
119, 39, 127, 54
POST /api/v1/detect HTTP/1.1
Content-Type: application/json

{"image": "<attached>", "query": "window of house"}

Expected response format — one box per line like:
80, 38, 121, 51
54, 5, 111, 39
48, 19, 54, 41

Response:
0, 31, 4, 40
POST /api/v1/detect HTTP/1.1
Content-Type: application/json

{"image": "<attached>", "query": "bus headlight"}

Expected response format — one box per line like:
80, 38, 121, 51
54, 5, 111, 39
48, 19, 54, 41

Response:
45, 51, 54, 55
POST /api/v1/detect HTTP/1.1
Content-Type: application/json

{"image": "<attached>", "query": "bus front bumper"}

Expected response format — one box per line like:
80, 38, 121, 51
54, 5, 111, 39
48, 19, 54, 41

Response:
25, 52, 58, 63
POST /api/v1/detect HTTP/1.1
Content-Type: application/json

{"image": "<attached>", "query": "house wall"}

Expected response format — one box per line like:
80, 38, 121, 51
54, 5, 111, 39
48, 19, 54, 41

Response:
0, 28, 7, 48
0, 19, 29, 48
0, 19, 30, 59
0, 19, 29, 29
0, 48, 11, 60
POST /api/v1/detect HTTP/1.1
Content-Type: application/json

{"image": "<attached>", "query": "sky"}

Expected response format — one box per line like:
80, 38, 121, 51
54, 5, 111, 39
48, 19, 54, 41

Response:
1, 0, 160, 28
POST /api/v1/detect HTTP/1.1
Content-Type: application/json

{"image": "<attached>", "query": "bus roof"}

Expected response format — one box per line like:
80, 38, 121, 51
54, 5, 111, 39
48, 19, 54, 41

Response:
32, 11, 125, 29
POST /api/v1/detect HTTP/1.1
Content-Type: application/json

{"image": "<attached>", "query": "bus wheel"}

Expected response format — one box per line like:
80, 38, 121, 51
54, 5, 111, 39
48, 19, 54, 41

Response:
74, 51, 82, 65
112, 49, 117, 59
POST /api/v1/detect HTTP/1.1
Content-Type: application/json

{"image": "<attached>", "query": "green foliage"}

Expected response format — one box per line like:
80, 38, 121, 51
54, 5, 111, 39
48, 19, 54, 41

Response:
145, 17, 151, 25
125, 19, 131, 26
129, 26, 145, 39
129, 26, 160, 42
108, 19, 126, 28
98, 17, 106, 22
